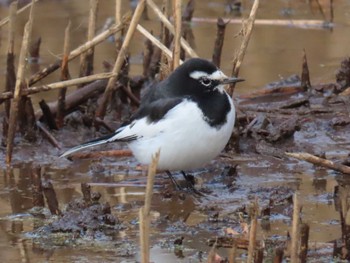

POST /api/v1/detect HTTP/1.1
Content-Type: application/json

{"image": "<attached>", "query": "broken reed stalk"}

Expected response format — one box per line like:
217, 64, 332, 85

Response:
42, 179, 61, 215
285, 152, 350, 174
96, 0, 146, 119
301, 49, 311, 90
290, 193, 300, 263
139, 150, 160, 263
273, 247, 284, 263
3, 2, 17, 144
6, 14, 34, 164
35, 79, 108, 119
146, 0, 198, 58
207, 239, 218, 263
36, 121, 61, 149
172, 0, 182, 70
18, 238, 30, 263
57, 21, 71, 128
39, 99, 58, 130
330, 0, 334, 23
228, 241, 237, 263
0, 72, 117, 101
137, 24, 177, 62
28, 18, 127, 87
229, 0, 259, 97
299, 223, 310, 263
79, 0, 99, 81
212, 18, 227, 67
31, 166, 44, 207
0, 0, 39, 28
247, 201, 259, 263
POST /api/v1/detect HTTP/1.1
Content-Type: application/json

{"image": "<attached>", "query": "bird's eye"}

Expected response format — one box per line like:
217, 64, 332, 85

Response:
200, 78, 212, 87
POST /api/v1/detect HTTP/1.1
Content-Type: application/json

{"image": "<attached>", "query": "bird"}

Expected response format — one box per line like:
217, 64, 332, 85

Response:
60, 58, 243, 180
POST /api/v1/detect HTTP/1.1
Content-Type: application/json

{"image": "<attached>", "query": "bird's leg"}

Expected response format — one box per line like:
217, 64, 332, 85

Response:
166, 170, 182, 190
180, 171, 204, 196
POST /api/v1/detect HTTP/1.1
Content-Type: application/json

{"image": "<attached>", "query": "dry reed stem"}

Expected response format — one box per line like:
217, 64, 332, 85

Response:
192, 17, 329, 29
285, 152, 350, 174
7, 2, 17, 54
6, 1, 35, 165
137, 24, 177, 62
57, 21, 71, 128
207, 239, 217, 263
229, 0, 259, 96
29, 18, 128, 86
247, 201, 258, 263
172, 0, 182, 69
79, 0, 99, 78
140, 150, 160, 263
4, 2, 17, 117
1, 72, 117, 100
0, 0, 39, 28
96, 0, 146, 119
116, 0, 122, 24
88, 0, 99, 42
290, 193, 300, 263
18, 238, 30, 263
146, 0, 198, 58
228, 240, 237, 263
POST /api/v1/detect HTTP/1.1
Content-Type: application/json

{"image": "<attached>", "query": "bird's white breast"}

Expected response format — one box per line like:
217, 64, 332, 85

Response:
115, 94, 235, 171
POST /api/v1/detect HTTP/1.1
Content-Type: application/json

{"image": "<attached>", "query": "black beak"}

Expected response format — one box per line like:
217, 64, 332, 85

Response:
221, 77, 245, 85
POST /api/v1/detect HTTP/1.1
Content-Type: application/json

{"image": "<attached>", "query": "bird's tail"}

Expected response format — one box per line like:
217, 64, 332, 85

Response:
59, 133, 116, 158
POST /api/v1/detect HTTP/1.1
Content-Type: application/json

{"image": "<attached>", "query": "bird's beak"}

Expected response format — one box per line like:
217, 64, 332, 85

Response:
221, 77, 245, 85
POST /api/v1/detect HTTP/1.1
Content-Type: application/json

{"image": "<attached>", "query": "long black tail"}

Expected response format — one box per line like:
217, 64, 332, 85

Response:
59, 133, 116, 158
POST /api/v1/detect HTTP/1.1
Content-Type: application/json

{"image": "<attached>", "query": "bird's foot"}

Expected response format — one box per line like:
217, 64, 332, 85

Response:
180, 171, 205, 197
165, 170, 205, 197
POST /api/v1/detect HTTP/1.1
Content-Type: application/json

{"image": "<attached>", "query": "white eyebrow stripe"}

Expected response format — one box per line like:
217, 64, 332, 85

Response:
190, 70, 228, 80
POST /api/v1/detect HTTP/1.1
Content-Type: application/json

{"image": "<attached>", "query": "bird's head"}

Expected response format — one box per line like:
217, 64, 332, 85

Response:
168, 58, 244, 96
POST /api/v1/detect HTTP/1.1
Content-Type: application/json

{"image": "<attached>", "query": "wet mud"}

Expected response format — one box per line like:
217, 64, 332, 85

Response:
1, 60, 350, 262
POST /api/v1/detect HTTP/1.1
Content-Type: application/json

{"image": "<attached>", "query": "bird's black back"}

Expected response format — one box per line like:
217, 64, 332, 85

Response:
125, 58, 232, 129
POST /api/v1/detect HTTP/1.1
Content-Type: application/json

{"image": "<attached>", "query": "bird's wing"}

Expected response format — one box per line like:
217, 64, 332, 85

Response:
60, 97, 184, 158
107, 97, 184, 141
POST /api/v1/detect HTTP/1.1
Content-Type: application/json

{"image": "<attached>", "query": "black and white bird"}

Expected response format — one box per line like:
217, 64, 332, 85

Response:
60, 58, 243, 172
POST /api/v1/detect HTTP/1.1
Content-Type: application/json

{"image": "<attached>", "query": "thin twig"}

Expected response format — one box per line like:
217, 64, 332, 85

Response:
285, 152, 350, 174
192, 17, 331, 29
1, 72, 117, 100
36, 121, 61, 149
172, 0, 182, 70
96, 0, 146, 119
137, 24, 178, 62
229, 0, 259, 96
147, 0, 197, 58
0, 0, 40, 28
28, 17, 128, 86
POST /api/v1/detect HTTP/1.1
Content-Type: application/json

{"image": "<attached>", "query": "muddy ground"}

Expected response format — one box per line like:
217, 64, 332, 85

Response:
1, 62, 350, 262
